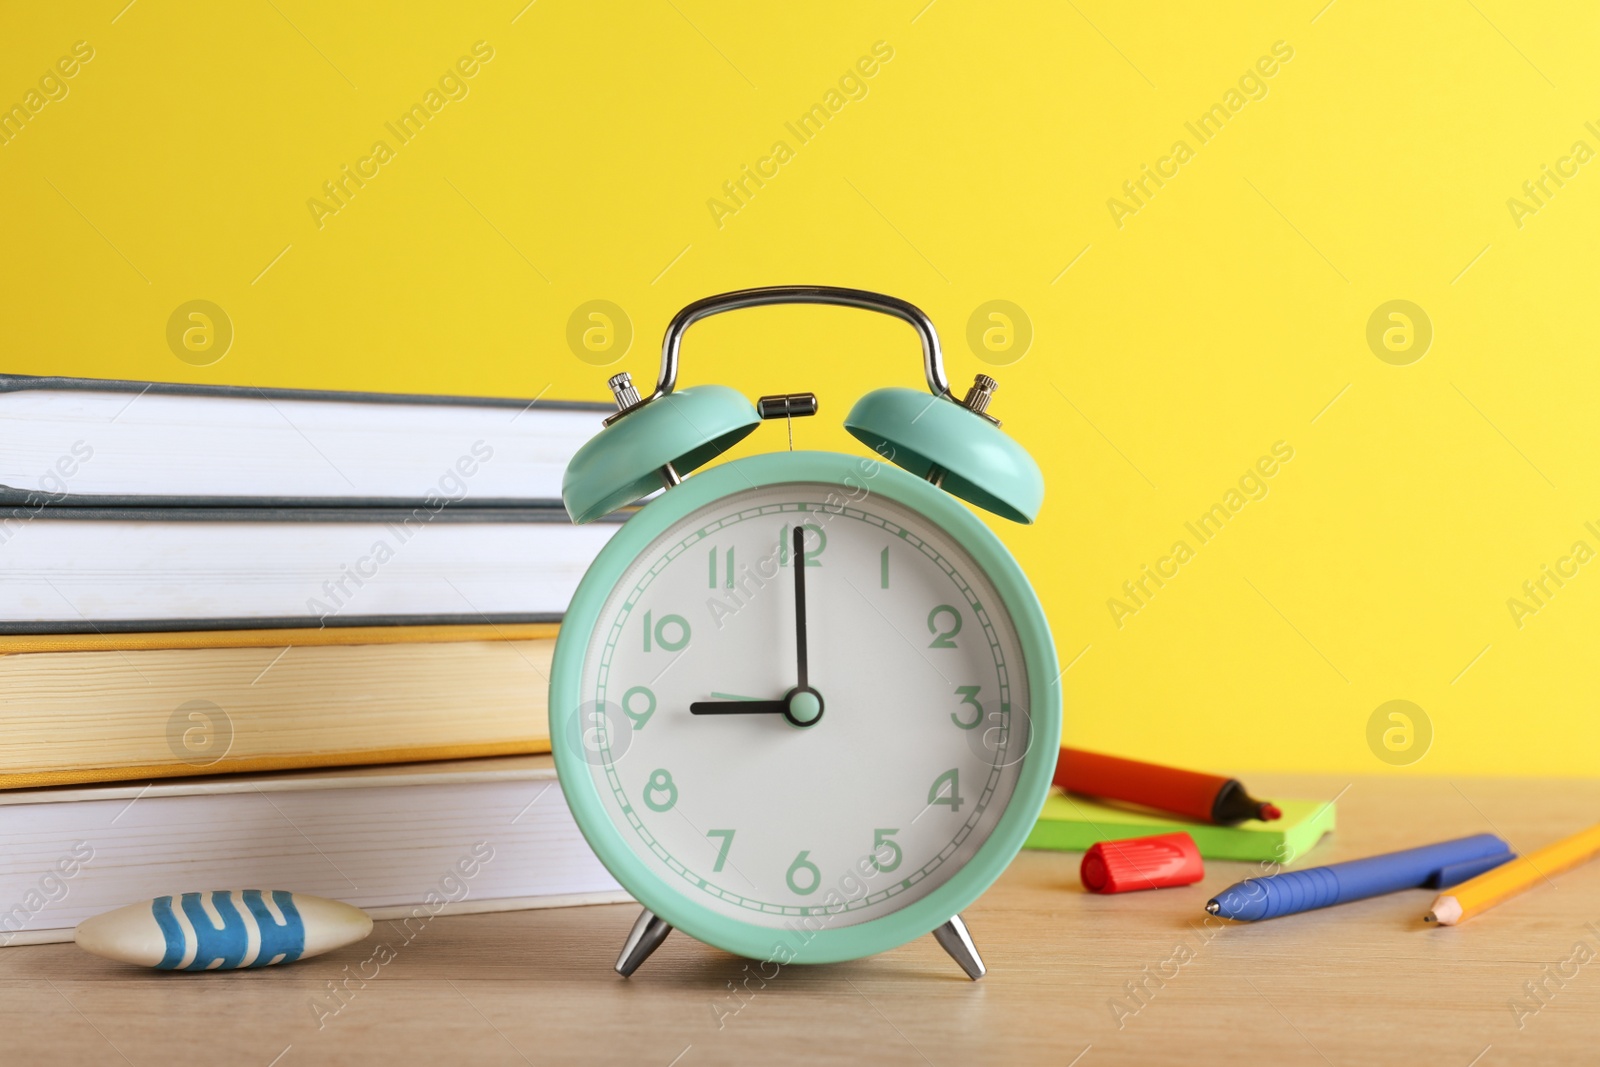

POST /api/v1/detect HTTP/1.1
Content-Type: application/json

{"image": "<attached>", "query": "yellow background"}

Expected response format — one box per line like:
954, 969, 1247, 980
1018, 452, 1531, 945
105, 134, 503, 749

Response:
4, 2, 1597, 776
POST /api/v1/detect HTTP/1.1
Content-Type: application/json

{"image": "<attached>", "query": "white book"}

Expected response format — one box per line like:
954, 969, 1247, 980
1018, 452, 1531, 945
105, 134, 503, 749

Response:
0, 508, 619, 632
0, 374, 608, 507
0, 757, 628, 947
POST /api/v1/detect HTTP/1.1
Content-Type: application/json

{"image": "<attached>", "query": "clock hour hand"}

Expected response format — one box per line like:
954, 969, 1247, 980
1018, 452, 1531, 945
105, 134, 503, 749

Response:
689, 700, 788, 715
689, 688, 824, 728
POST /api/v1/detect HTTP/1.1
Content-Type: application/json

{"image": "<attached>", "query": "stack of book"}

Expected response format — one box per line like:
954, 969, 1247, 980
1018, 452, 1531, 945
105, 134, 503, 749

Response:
0, 376, 631, 947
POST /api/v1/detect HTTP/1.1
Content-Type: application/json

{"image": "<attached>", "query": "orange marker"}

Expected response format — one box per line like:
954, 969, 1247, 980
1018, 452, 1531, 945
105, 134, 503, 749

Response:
1054, 747, 1281, 826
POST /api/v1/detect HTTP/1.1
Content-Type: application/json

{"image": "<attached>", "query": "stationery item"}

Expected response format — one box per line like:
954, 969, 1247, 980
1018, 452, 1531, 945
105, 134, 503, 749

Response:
0, 624, 558, 789
1426, 822, 1600, 926
0, 373, 607, 507
1055, 746, 1281, 825
1206, 833, 1515, 921
1080, 832, 1203, 894
549, 286, 1059, 981
0, 756, 628, 947
1027, 794, 1334, 864
0, 506, 619, 633
75, 891, 372, 970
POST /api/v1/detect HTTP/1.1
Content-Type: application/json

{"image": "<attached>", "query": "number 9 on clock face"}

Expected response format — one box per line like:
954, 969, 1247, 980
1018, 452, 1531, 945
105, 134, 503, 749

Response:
552, 452, 1058, 965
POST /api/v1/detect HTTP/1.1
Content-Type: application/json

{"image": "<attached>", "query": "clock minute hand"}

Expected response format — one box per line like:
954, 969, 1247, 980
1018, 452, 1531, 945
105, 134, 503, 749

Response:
689, 700, 789, 715
792, 524, 808, 689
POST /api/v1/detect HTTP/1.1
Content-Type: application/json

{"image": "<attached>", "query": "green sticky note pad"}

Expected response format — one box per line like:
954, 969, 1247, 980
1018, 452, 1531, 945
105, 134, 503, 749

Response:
1025, 795, 1336, 865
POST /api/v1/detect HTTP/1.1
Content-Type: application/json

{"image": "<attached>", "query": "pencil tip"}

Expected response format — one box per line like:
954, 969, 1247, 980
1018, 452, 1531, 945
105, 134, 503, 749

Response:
1423, 914, 1435, 923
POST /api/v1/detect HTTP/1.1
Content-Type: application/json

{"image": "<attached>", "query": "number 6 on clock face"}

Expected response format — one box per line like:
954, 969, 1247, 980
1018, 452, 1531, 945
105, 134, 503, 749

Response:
552, 451, 1059, 967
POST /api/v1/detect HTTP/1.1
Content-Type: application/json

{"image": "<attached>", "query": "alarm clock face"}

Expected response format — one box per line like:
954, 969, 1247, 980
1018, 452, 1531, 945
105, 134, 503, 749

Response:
566, 463, 1040, 951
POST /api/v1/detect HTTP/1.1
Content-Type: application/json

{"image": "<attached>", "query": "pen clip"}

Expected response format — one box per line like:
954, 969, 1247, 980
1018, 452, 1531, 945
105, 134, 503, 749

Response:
1425, 849, 1516, 889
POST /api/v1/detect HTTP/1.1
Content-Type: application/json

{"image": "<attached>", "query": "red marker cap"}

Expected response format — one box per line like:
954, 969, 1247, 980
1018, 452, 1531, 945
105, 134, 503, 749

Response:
1080, 832, 1204, 894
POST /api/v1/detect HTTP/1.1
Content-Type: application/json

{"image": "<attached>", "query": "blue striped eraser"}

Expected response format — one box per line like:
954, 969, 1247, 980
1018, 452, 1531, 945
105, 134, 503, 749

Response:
74, 890, 372, 970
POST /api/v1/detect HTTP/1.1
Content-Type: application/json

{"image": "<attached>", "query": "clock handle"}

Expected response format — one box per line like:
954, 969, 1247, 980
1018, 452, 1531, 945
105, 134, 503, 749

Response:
652, 285, 950, 402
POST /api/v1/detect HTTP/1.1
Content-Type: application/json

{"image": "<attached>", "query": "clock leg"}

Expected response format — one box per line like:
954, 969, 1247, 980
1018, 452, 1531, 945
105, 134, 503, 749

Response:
932, 914, 986, 980
614, 907, 673, 977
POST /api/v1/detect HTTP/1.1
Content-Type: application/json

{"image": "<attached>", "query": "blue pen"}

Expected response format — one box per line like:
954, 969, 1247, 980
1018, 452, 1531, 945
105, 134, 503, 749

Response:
1205, 833, 1515, 921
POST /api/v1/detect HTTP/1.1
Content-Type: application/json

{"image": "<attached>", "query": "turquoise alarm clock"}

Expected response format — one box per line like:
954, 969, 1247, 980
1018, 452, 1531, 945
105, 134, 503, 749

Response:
551, 286, 1059, 980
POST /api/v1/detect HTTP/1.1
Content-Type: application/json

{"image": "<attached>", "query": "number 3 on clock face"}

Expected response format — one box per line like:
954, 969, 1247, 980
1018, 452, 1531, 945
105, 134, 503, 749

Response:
552, 451, 1060, 966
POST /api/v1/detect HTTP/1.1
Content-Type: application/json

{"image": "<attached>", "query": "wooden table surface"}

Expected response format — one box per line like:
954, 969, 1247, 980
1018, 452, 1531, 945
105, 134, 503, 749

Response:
5, 775, 1598, 1066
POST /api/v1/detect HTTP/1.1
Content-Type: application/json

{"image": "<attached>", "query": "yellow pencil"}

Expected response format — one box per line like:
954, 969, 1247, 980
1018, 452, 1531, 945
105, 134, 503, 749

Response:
1426, 822, 1600, 926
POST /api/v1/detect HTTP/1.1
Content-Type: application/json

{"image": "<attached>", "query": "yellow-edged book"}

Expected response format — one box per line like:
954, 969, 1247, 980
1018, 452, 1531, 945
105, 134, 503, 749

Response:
0, 623, 558, 788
